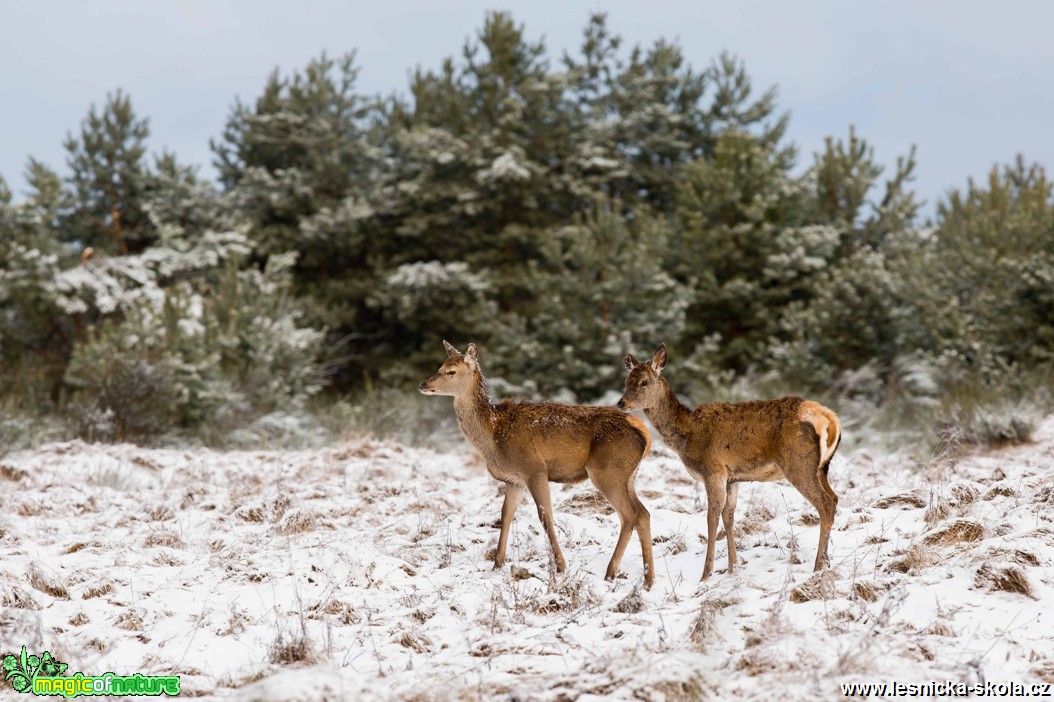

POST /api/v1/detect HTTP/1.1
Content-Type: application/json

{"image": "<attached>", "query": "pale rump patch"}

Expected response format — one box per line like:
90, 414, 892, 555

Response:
799, 401, 841, 465
625, 414, 652, 458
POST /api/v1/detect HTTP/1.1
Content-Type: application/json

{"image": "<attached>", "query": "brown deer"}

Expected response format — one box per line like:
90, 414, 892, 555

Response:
420, 341, 656, 588
618, 344, 841, 579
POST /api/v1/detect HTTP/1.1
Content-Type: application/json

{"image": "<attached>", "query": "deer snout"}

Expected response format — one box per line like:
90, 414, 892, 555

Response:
419, 378, 435, 394
616, 397, 627, 411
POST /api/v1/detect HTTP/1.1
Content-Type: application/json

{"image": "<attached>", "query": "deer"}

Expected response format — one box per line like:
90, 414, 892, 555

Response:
420, 341, 656, 589
618, 344, 841, 579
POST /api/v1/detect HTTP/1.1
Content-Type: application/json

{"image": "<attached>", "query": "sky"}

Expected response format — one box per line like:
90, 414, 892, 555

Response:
2, 0, 1053, 220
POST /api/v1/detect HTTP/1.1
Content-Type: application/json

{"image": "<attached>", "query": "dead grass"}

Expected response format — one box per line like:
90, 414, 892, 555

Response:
923, 621, 956, 637
1031, 660, 1054, 683
115, 609, 145, 631
789, 570, 839, 603
1, 582, 40, 609
974, 563, 1035, 598
268, 627, 319, 665
68, 611, 90, 626
529, 577, 600, 614
690, 594, 740, 651
851, 579, 894, 603
922, 519, 985, 546
144, 529, 184, 549
27, 562, 69, 599
872, 492, 926, 509
614, 587, 645, 614
887, 545, 934, 574
82, 581, 115, 599
983, 484, 1017, 500
738, 503, 777, 535
396, 631, 435, 653
275, 508, 317, 535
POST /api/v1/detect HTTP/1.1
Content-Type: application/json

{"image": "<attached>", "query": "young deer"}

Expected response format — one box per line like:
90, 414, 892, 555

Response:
618, 344, 841, 579
420, 341, 656, 588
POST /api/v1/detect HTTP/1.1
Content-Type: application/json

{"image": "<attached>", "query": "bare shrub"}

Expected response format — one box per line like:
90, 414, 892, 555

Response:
974, 563, 1035, 598
922, 519, 984, 546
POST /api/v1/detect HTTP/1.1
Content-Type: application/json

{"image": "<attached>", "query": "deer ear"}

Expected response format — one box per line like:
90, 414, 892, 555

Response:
443, 340, 462, 359
652, 344, 668, 373
464, 343, 479, 364
624, 354, 638, 371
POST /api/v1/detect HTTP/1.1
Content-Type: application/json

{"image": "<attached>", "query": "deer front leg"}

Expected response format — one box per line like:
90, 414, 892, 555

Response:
494, 483, 524, 569
526, 476, 566, 573
722, 481, 739, 574
701, 474, 728, 580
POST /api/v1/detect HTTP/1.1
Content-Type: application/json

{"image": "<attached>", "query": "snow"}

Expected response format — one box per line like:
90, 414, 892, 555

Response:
2, 418, 1053, 699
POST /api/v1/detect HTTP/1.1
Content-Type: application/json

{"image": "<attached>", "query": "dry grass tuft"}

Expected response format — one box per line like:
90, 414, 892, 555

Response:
1031, 660, 1054, 683
275, 508, 317, 535
530, 577, 599, 614
82, 581, 115, 599
974, 563, 1035, 598
152, 551, 186, 567
922, 519, 984, 546
69, 611, 90, 626
396, 631, 435, 653
923, 621, 956, 637
1035, 486, 1054, 505
790, 570, 839, 603
560, 490, 614, 516
146, 504, 174, 521
27, 562, 70, 599
737, 503, 777, 535
115, 609, 145, 631
872, 492, 926, 509
851, 580, 893, 603
923, 501, 952, 525
949, 482, 980, 506
1, 582, 40, 610
690, 594, 739, 650
268, 628, 318, 665
235, 503, 266, 523
143, 529, 184, 549
983, 484, 1017, 500
887, 545, 934, 574
797, 512, 821, 526
614, 587, 645, 614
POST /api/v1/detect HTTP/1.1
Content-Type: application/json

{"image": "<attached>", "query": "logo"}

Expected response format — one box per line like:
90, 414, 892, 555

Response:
3, 647, 180, 697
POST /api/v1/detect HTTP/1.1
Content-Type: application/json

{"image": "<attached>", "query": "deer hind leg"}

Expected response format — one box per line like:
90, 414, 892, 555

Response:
786, 423, 838, 571
814, 463, 839, 570
722, 481, 740, 574
588, 463, 654, 590
494, 483, 524, 569
701, 473, 728, 580
526, 476, 566, 573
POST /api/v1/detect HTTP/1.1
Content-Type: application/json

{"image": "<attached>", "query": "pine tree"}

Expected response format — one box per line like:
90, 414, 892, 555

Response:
63, 90, 152, 254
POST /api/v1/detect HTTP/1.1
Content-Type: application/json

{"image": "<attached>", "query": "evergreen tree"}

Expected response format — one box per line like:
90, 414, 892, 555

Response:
63, 90, 152, 254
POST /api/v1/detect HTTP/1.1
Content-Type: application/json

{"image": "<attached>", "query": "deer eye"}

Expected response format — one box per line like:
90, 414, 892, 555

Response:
446, 370, 457, 377
640, 380, 649, 388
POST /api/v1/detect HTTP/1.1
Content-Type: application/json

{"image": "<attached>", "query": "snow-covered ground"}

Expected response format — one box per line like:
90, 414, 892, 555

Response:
2, 417, 1053, 700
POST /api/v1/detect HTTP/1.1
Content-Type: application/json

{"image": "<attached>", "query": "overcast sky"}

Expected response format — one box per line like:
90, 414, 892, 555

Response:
2, 1, 1052, 219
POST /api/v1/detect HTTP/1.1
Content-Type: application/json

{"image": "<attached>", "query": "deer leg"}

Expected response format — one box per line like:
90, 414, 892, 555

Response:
784, 465, 837, 571
814, 468, 839, 570
526, 476, 566, 572
588, 466, 654, 589
722, 481, 740, 574
494, 483, 524, 569
701, 474, 727, 580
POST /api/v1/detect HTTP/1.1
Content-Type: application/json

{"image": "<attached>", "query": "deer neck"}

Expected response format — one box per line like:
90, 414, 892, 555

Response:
644, 379, 692, 452
452, 370, 498, 454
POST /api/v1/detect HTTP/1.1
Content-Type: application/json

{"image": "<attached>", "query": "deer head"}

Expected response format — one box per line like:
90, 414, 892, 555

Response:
617, 344, 668, 411
419, 340, 480, 397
